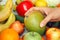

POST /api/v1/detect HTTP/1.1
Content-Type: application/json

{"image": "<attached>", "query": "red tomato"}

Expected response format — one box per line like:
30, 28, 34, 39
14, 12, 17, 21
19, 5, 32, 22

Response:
16, 1, 34, 17
10, 21, 24, 34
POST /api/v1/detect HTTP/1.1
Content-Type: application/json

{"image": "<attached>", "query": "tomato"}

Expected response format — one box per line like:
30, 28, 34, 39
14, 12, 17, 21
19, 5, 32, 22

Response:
16, 1, 34, 17
10, 21, 24, 34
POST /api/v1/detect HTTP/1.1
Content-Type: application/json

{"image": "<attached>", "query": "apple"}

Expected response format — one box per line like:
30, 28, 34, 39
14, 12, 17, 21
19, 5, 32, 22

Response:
35, 0, 47, 7
46, 28, 60, 40
24, 11, 46, 35
10, 21, 24, 34
16, 1, 34, 17
23, 32, 42, 40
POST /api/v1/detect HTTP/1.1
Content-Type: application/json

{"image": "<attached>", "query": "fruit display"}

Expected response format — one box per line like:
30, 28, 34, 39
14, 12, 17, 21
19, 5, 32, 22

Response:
0, 0, 60, 40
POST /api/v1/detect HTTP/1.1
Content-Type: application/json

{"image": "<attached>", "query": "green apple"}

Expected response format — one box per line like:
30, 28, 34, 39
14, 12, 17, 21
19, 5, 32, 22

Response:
24, 32, 42, 40
24, 11, 46, 35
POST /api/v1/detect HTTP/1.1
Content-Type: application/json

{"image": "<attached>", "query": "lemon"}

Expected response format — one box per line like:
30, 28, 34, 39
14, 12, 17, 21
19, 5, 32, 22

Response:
35, 0, 47, 7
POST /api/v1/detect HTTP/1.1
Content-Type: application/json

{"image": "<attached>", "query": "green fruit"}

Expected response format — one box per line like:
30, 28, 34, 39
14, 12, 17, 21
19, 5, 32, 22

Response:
24, 11, 46, 35
24, 32, 42, 40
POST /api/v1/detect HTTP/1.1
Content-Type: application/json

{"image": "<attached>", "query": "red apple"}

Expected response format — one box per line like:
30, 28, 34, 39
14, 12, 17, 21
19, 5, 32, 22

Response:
46, 28, 60, 40
16, 1, 34, 17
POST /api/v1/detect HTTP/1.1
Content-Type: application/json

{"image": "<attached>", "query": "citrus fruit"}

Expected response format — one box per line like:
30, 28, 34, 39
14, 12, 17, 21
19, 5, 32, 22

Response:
0, 29, 19, 40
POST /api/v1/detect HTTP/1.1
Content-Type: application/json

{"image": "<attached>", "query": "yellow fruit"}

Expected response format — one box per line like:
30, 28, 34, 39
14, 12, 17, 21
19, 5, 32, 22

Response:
35, 0, 47, 7
0, 0, 12, 22
0, 28, 19, 40
0, 13, 15, 32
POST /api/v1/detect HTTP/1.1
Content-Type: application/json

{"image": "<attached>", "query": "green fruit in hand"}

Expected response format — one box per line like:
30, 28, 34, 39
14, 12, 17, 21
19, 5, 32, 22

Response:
24, 11, 46, 35
24, 32, 42, 40
0, 13, 15, 32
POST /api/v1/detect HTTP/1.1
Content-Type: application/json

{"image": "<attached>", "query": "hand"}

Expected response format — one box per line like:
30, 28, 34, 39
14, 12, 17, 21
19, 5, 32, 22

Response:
40, 8, 60, 27
25, 7, 60, 27
25, 7, 54, 16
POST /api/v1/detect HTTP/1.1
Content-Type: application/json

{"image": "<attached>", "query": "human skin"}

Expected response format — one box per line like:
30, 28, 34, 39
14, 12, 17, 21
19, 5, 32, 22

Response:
25, 7, 60, 27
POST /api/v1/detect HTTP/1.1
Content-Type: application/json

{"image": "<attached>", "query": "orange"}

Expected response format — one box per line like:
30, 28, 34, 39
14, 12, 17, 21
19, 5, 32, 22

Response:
0, 28, 19, 40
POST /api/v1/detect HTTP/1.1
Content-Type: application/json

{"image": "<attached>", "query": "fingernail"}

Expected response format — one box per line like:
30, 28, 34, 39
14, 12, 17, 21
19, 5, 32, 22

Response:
40, 23, 44, 27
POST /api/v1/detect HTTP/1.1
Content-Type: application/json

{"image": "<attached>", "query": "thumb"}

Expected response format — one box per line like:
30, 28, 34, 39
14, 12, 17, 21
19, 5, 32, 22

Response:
40, 14, 52, 27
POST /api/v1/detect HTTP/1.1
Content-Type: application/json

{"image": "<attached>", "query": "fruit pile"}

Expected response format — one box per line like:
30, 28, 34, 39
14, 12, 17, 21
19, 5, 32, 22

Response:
0, 0, 60, 40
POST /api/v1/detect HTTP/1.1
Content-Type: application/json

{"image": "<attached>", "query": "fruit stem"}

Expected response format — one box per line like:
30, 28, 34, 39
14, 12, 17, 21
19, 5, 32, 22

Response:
26, 16, 28, 18
32, 32, 34, 36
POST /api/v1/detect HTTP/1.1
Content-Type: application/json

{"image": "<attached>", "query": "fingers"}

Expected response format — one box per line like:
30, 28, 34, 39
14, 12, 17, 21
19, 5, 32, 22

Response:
39, 7, 54, 15
40, 14, 52, 27
25, 7, 40, 16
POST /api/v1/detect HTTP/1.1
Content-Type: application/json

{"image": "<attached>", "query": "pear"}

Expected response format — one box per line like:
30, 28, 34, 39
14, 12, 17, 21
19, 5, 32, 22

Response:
0, 13, 15, 32
0, 0, 12, 22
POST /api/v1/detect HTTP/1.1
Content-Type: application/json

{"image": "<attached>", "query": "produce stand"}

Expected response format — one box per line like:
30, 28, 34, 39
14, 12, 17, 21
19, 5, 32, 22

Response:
0, 0, 60, 40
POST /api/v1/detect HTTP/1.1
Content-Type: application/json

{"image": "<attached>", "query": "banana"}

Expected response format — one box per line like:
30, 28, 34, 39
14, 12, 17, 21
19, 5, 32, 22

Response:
0, 13, 15, 32
0, 0, 12, 22
13, 4, 17, 11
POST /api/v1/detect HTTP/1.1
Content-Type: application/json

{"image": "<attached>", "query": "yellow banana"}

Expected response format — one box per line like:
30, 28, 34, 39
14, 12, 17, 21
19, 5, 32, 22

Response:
13, 4, 17, 11
0, 13, 15, 32
0, 0, 12, 22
